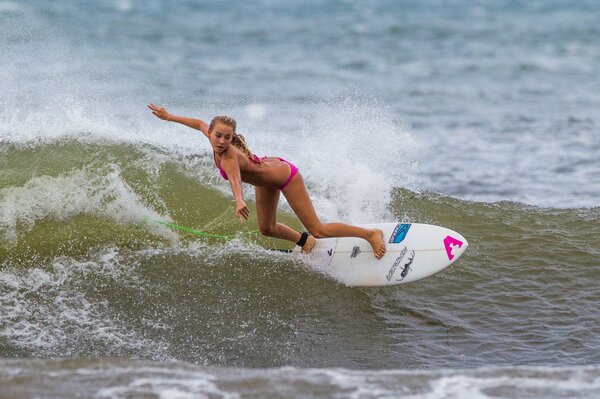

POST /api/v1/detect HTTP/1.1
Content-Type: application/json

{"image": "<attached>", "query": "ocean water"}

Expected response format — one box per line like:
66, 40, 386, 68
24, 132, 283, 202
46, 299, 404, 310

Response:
1, 0, 599, 398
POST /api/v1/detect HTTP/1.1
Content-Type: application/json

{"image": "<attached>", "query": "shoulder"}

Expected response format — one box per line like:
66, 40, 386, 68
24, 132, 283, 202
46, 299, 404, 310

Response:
222, 146, 243, 159
220, 147, 244, 166
199, 121, 210, 138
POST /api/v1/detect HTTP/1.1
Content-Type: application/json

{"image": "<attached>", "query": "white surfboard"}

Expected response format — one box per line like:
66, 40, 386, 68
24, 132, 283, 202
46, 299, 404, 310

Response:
293, 223, 468, 287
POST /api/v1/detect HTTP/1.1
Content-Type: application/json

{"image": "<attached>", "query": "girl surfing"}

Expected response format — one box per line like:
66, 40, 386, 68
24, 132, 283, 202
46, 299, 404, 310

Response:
148, 104, 386, 259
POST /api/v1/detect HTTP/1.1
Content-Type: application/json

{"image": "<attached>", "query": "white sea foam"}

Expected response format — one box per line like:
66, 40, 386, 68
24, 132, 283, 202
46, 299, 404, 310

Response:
0, 165, 177, 243
245, 97, 419, 222
17, 363, 600, 399
0, 249, 169, 357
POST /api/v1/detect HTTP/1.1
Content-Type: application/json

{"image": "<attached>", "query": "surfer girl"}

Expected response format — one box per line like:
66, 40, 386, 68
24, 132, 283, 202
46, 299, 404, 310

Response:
147, 104, 386, 259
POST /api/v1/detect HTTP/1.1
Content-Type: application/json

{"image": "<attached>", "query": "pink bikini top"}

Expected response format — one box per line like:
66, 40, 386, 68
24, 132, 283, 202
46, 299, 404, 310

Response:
213, 152, 264, 180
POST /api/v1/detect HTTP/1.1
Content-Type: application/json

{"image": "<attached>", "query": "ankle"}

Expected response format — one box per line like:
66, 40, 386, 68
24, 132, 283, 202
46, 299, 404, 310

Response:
296, 231, 310, 247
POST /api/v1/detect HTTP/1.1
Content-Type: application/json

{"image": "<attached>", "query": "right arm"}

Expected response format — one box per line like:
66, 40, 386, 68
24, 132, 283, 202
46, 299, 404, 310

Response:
220, 153, 250, 223
147, 103, 210, 138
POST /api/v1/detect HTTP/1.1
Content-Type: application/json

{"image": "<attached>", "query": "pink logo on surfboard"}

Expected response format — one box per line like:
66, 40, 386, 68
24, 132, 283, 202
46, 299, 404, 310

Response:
443, 236, 464, 260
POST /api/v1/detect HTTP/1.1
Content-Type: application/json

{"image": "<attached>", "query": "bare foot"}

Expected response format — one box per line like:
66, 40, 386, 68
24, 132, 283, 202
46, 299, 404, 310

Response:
367, 229, 386, 259
301, 235, 316, 254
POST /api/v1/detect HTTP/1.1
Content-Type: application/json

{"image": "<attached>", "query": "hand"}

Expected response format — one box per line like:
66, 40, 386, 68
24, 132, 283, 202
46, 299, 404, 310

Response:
235, 199, 250, 223
147, 103, 170, 121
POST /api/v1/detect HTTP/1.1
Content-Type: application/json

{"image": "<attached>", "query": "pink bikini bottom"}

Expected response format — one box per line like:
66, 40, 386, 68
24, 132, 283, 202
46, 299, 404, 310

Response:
276, 157, 299, 190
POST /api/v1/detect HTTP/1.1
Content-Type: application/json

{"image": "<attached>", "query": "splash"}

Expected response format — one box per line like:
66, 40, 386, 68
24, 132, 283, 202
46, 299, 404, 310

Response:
0, 164, 174, 244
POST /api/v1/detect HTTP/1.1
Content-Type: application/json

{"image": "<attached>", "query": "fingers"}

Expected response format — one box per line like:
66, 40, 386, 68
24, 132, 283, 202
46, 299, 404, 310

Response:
236, 207, 250, 223
147, 103, 165, 113
148, 104, 169, 121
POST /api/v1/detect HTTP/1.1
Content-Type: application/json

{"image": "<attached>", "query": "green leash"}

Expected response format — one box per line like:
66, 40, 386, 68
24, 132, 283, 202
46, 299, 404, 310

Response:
152, 219, 292, 252
153, 219, 259, 240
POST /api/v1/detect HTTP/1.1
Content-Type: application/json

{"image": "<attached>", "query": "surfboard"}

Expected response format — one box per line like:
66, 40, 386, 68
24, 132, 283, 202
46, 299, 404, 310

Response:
293, 223, 468, 287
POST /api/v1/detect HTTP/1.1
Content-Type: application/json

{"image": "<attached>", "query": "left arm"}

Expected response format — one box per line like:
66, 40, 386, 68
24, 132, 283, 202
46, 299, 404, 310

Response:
220, 156, 250, 223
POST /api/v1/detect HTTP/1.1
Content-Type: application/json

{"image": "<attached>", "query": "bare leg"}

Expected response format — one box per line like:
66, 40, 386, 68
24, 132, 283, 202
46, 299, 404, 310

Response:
282, 173, 386, 259
254, 186, 316, 252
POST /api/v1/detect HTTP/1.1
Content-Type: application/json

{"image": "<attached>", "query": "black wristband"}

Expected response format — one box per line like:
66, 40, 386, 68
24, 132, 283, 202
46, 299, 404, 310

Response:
296, 231, 309, 247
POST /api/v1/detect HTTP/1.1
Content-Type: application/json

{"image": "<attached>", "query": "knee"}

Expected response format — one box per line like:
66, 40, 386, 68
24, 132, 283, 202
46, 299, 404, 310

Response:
259, 224, 276, 237
307, 227, 326, 239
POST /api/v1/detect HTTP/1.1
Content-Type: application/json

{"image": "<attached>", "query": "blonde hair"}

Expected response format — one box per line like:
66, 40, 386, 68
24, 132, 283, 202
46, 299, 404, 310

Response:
209, 115, 258, 162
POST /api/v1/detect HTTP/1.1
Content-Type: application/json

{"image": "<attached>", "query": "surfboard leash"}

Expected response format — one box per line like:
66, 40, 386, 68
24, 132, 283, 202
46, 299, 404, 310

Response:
153, 219, 259, 240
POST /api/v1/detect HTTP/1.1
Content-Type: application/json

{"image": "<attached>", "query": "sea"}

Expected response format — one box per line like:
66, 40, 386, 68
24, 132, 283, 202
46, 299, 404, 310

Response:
1, 0, 599, 398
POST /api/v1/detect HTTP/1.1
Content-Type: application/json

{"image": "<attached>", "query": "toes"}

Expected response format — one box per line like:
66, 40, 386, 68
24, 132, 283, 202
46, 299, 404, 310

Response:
301, 236, 316, 254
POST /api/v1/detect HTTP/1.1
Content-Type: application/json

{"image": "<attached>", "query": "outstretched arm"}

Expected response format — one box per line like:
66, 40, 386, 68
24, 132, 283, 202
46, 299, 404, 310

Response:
220, 156, 250, 223
147, 103, 210, 138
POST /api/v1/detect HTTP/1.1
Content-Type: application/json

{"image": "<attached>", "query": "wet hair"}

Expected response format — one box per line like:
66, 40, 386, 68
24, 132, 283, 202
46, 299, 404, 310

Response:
209, 115, 258, 162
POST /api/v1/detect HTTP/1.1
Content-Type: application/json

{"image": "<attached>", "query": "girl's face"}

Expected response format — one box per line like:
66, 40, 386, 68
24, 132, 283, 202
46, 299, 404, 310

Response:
210, 122, 234, 154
